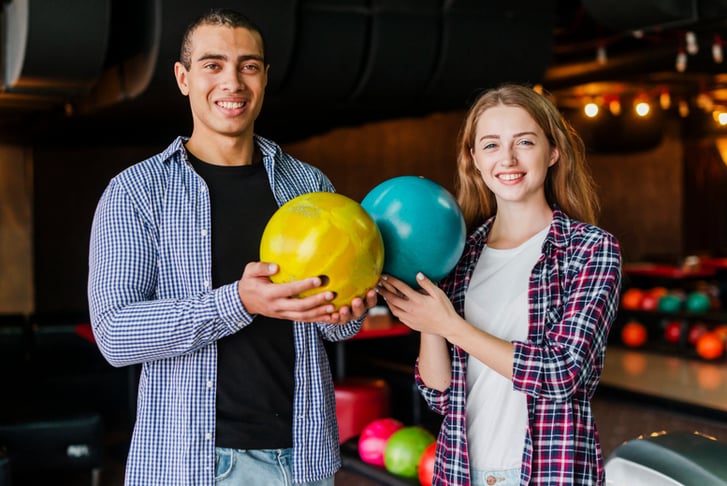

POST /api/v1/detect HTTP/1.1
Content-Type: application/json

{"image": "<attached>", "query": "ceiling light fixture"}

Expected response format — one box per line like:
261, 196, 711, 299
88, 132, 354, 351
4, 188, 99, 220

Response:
676, 47, 688, 72
609, 98, 622, 116
686, 31, 699, 55
678, 99, 690, 118
596, 44, 607, 65
713, 34, 723, 64
634, 101, 651, 117
584, 102, 599, 118
659, 89, 672, 110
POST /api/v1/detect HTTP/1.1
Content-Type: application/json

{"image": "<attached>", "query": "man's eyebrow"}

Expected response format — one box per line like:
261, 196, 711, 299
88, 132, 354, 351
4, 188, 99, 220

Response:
195, 53, 264, 63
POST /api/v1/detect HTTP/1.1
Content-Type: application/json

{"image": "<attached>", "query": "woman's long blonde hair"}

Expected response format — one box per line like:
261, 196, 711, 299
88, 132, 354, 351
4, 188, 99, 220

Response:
455, 84, 599, 232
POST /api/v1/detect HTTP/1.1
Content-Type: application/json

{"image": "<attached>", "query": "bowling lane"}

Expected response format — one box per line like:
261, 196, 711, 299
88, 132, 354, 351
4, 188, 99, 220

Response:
595, 347, 727, 459
601, 347, 727, 414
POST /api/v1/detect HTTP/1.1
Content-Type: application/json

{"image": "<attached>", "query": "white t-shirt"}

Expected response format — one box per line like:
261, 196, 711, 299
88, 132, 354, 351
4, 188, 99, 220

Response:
464, 226, 548, 470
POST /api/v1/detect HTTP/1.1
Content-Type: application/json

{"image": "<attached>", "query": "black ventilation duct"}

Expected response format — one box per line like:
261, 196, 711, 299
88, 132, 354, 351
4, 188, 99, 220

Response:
581, 0, 727, 31
2, 0, 559, 144
3, 0, 110, 94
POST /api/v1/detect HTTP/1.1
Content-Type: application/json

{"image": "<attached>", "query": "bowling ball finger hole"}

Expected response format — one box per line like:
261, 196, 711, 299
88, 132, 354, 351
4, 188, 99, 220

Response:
319, 275, 330, 286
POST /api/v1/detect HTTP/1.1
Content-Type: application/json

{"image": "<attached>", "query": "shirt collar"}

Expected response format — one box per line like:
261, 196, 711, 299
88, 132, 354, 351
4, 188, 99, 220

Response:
159, 135, 279, 169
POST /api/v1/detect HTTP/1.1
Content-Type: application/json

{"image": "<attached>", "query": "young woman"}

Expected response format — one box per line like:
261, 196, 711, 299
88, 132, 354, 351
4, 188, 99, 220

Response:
378, 84, 622, 485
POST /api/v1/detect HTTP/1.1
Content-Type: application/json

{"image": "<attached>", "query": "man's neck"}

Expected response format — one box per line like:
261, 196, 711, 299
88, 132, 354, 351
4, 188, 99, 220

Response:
185, 132, 257, 167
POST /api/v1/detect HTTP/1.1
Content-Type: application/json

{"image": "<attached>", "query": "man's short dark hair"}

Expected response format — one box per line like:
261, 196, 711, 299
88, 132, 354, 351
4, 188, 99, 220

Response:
179, 8, 266, 69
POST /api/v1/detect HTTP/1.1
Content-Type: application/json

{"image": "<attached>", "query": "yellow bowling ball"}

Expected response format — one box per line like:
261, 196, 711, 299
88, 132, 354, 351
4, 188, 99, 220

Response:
260, 192, 385, 309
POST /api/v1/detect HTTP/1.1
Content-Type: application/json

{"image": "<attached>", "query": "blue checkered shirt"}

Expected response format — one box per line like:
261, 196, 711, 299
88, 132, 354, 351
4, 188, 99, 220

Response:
416, 209, 622, 485
88, 135, 361, 485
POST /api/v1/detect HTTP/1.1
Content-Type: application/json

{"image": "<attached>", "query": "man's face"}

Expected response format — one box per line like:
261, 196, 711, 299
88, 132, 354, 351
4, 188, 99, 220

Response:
174, 24, 268, 142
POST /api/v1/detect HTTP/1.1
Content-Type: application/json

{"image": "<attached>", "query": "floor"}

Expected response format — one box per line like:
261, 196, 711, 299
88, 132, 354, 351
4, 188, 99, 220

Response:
7, 386, 727, 486
4, 326, 727, 485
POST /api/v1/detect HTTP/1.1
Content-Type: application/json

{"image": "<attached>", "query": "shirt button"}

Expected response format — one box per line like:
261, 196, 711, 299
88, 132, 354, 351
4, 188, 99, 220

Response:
205, 433, 212, 440
200, 185, 206, 193
201, 229, 208, 237
203, 280, 210, 288
207, 380, 214, 388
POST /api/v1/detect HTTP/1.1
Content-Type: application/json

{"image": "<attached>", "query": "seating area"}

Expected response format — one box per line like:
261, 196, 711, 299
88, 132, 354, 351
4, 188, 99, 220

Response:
0, 314, 128, 486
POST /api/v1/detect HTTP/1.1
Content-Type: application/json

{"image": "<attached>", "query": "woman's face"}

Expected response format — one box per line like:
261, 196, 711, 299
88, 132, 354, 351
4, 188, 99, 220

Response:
470, 104, 558, 209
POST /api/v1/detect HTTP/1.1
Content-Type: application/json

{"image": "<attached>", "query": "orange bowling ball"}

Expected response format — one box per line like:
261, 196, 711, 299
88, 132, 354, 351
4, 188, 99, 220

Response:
696, 331, 725, 360
260, 192, 384, 309
621, 320, 648, 348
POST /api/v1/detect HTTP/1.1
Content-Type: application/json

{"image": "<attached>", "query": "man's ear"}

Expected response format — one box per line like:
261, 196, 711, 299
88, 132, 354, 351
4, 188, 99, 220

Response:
174, 62, 189, 96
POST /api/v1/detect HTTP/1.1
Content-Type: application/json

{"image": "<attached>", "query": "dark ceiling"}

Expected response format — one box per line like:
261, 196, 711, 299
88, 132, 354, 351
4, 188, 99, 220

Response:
3, 0, 727, 145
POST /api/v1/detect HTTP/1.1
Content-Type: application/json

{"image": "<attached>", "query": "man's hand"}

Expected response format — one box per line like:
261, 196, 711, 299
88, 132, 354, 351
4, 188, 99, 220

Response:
238, 262, 377, 323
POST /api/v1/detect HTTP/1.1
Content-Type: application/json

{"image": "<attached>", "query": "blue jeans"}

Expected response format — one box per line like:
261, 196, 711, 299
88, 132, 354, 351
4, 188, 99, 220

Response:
471, 467, 521, 486
215, 447, 334, 486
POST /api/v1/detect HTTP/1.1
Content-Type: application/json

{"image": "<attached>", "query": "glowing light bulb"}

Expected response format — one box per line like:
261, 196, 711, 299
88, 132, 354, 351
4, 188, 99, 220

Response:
713, 35, 723, 63
676, 48, 688, 72
686, 31, 698, 55
609, 99, 622, 116
635, 101, 650, 117
659, 90, 671, 110
678, 100, 690, 118
584, 102, 599, 118
596, 45, 607, 65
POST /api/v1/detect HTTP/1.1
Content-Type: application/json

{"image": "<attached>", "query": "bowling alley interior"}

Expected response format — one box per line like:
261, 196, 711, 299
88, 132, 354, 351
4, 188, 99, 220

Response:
5, 0, 727, 484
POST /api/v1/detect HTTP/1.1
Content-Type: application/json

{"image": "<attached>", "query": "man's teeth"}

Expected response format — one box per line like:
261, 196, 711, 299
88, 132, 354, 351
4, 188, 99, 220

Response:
218, 101, 244, 109
499, 173, 523, 181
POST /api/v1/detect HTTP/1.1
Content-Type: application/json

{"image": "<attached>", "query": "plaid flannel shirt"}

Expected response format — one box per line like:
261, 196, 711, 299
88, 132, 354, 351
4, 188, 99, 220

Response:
416, 208, 622, 485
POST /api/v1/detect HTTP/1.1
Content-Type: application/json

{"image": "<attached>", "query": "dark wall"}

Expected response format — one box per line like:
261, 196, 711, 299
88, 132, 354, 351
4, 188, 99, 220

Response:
32, 111, 707, 316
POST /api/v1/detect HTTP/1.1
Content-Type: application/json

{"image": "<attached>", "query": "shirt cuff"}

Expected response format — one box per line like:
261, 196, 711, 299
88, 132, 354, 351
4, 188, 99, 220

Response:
214, 282, 253, 331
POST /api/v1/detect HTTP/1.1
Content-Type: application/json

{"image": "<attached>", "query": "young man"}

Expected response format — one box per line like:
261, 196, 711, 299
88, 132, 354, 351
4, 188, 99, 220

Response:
88, 9, 376, 485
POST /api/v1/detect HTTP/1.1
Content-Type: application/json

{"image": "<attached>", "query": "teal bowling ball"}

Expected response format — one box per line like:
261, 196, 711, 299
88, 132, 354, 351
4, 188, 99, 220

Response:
685, 291, 710, 313
657, 294, 682, 313
361, 176, 466, 287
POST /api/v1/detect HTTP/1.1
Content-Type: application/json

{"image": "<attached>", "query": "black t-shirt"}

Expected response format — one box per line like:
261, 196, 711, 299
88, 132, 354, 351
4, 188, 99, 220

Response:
189, 151, 295, 449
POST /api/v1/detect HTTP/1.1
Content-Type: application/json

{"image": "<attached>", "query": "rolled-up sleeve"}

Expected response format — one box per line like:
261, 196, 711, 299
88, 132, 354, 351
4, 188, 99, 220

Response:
512, 231, 621, 401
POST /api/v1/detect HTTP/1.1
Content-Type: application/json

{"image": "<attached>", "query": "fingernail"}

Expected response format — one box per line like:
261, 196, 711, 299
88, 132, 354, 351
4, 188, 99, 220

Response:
318, 275, 330, 286
329, 292, 338, 300
417, 272, 424, 281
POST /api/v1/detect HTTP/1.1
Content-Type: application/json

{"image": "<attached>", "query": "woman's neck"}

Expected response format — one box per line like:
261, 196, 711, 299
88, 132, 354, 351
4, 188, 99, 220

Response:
487, 204, 553, 249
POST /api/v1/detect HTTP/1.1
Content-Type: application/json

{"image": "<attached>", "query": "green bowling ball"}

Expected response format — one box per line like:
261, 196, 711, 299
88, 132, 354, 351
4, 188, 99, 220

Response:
384, 426, 435, 479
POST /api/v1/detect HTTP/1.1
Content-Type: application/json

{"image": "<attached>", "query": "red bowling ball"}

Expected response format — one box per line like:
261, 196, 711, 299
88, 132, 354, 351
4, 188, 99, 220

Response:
418, 441, 436, 486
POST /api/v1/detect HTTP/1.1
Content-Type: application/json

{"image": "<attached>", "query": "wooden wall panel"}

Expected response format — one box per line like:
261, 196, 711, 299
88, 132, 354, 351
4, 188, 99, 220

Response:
0, 145, 33, 313
580, 123, 683, 263
282, 112, 463, 201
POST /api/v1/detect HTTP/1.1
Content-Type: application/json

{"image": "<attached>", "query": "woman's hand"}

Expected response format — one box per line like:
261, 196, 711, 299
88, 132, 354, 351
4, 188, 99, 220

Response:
377, 272, 461, 337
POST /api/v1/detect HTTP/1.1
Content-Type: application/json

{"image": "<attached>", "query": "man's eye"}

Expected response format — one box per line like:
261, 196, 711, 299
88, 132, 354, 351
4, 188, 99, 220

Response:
242, 64, 260, 72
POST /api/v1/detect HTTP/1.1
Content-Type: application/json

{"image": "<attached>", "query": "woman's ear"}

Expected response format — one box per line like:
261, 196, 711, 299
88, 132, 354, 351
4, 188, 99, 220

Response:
549, 147, 559, 167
